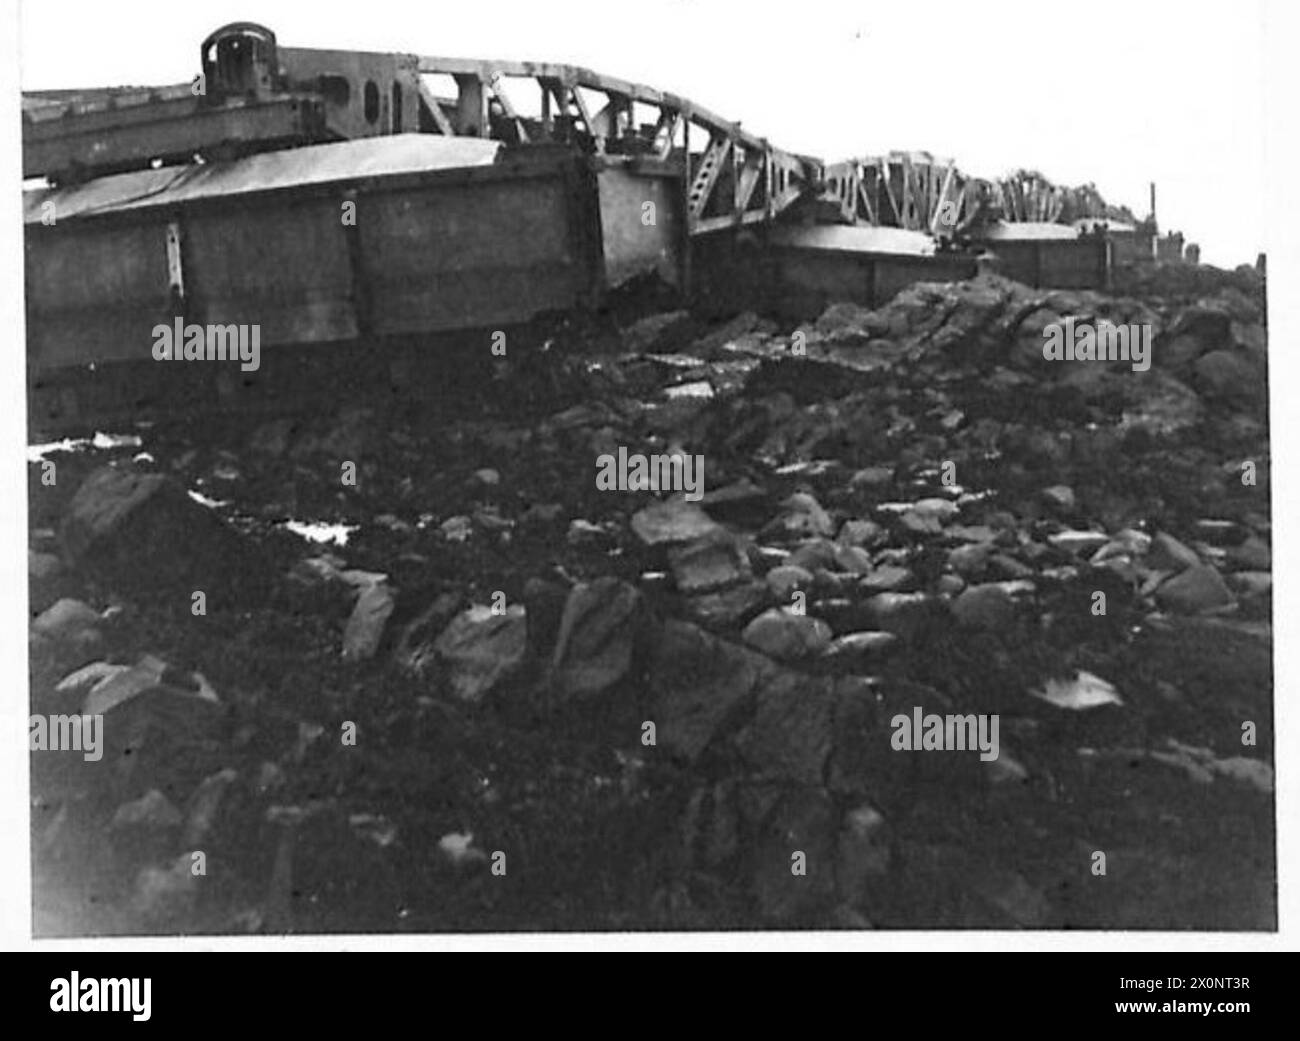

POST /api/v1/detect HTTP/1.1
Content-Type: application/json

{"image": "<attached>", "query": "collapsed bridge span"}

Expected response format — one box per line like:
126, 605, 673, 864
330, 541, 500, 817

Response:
22, 22, 1176, 429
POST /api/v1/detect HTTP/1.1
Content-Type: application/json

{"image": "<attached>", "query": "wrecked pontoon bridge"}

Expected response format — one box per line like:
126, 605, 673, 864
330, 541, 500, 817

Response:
23, 22, 1145, 428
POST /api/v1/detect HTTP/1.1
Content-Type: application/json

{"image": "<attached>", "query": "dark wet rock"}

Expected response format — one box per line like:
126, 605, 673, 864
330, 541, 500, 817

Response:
1048, 530, 1110, 555
680, 782, 740, 870
182, 768, 240, 847
649, 621, 769, 761
29, 550, 63, 580
1155, 565, 1235, 614
391, 592, 464, 675
784, 537, 840, 573
811, 301, 894, 341
341, 580, 396, 661
737, 670, 833, 785
935, 573, 966, 596
906, 498, 960, 526
1115, 370, 1203, 436
1227, 571, 1271, 598
741, 608, 832, 661
1041, 485, 1076, 511
684, 580, 769, 631
749, 786, 838, 923
830, 543, 874, 575
859, 564, 913, 592
1226, 535, 1271, 571
986, 754, 1030, 786
700, 477, 769, 509
80, 654, 166, 715
515, 576, 567, 661
60, 465, 266, 597
836, 804, 890, 905
550, 578, 643, 703
848, 466, 894, 489
691, 311, 768, 356
951, 583, 1016, 630
1231, 321, 1267, 355
1169, 300, 1232, 345
1163, 333, 1212, 368
766, 492, 835, 538
823, 630, 899, 663
434, 604, 528, 702
898, 508, 942, 535
837, 518, 886, 547
623, 309, 694, 353
1193, 350, 1265, 404
31, 598, 102, 652
764, 564, 814, 601
1149, 532, 1201, 572
990, 552, 1035, 580
630, 498, 720, 546
947, 541, 993, 578
863, 591, 938, 637
287, 553, 348, 588
668, 529, 752, 593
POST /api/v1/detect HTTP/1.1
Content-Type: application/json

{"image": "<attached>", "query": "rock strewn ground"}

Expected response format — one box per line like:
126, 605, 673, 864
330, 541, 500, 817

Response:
29, 266, 1273, 933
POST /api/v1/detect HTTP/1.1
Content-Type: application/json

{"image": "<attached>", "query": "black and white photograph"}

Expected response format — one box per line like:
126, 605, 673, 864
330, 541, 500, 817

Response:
3, 0, 1294, 958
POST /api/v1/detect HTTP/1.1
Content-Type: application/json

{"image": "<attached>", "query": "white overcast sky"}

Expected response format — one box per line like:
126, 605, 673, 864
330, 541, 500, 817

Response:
15, 0, 1270, 267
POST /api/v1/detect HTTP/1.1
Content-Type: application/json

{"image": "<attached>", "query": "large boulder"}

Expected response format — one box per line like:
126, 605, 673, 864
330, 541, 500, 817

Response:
649, 621, 770, 761
549, 578, 643, 703
741, 608, 832, 661
434, 605, 528, 702
736, 670, 833, 785
60, 465, 266, 599
1155, 566, 1235, 615
1192, 350, 1266, 405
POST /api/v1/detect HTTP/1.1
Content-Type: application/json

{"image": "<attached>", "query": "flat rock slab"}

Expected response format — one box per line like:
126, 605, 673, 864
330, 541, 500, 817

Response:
434, 605, 528, 703
630, 499, 720, 546
649, 620, 771, 762
550, 578, 642, 702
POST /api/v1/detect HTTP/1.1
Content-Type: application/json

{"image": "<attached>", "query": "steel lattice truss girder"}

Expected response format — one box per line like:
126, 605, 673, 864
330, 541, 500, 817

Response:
822, 151, 984, 236
415, 55, 821, 236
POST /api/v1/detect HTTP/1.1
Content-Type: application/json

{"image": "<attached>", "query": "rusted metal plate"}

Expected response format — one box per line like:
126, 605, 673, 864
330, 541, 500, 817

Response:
768, 224, 940, 257
182, 197, 358, 345
980, 220, 1080, 242
25, 221, 174, 369
24, 135, 504, 223
360, 172, 586, 334
767, 248, 978, 315
596, 167, 682, 287
25, 138, 596, 374
22, 94, 329, 181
